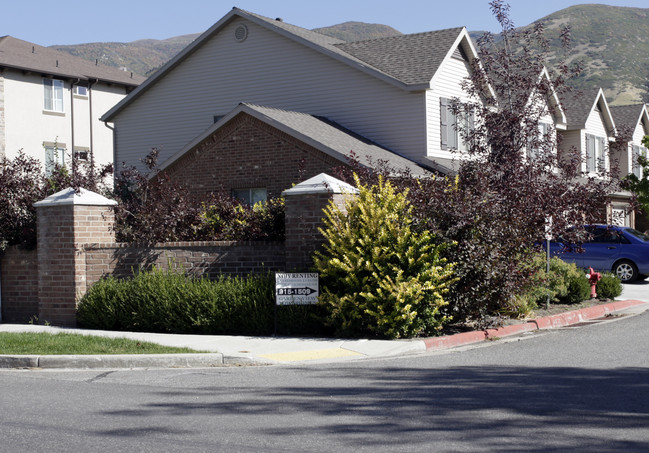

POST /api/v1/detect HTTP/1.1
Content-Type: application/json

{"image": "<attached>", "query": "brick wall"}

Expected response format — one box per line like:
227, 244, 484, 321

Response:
0, 246, 38, 323
36, 204, 116, 326
84, 241, 286, 287
284, 192, 350, 271
164, 113, 342, 200
1, 176, 352, 326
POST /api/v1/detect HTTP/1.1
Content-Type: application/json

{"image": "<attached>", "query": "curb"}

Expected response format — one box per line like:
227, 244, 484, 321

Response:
0, 353, 225, 370
423, 299, 648, 351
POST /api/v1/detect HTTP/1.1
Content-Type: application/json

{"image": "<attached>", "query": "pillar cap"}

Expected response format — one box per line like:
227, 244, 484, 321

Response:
34, 187, 118, 207
282, 173, 359, 196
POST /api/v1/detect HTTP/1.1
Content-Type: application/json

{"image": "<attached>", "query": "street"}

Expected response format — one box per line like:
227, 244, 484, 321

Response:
1, 307, 648, 452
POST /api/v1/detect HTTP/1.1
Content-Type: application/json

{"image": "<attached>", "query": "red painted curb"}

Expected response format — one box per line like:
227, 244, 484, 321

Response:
423, 299, 647, 351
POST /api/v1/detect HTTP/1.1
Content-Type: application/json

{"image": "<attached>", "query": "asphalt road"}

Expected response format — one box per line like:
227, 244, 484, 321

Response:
1, 309, 648, 452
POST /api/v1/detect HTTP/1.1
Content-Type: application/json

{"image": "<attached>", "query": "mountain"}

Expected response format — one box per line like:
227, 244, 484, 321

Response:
52, 34, 201, 77
530, 4, 649, 105
50, 5, 649, 104
312, 21, 401, 42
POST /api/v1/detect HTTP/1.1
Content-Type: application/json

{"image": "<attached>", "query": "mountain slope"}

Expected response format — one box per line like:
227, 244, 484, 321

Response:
533, 4, 649, 104
50, 5, 649, 103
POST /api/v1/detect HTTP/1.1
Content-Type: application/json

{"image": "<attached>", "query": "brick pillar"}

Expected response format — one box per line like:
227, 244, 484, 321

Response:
282, 173, 358, 271
34, 188, 117, 326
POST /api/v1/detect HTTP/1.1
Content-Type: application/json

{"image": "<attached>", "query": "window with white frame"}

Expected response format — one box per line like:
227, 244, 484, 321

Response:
527, 122, 552, 161
44, 146, 66, 175
585, 133, 606, 173
73, 85, 88, 97
632, 144, 647, 178
440, 97, 474, 152
232, 188, 267, 205
43, 79, 64, 112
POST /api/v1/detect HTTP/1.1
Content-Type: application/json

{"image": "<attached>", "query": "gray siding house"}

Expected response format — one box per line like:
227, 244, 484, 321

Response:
101, 8, 488, 177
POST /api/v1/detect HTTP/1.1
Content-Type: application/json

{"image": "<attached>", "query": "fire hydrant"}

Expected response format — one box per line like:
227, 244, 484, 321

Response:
587, 267, 601, 298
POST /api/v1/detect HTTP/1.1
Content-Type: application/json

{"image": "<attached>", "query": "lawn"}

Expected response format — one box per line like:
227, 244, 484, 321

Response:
0, 332, 203, 355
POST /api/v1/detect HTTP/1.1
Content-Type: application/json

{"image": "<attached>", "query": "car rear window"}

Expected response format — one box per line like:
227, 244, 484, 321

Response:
625, 228, 649, 242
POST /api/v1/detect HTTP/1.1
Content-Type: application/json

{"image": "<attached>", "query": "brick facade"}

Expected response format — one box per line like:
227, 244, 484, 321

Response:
163, 112, 343, 200
84, 241, 285, 287
0, 246, 38, 323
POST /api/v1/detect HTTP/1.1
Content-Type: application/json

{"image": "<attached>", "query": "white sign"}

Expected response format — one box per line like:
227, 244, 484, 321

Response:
275, 273, 319, 305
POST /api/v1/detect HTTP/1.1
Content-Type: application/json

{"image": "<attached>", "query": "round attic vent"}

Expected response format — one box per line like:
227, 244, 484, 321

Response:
234, 24, 248, 42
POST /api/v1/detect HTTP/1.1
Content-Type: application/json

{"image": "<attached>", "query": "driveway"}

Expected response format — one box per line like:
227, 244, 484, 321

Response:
620, 279, 649, 301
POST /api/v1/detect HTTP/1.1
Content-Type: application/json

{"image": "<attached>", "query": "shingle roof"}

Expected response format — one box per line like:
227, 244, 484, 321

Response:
160, 103, 430, 177
334, 28, 465, 85
559, 87, 603, 128
609, 104, 645, 139
0, 35, 145, 86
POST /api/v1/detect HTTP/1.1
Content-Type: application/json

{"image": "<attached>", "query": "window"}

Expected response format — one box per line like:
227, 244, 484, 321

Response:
232, 188, 267, 205
74, 85, 88, 96
585, 134, 606, 173
74, 150, 89, 161
632, 145, 647, 178
440, 97, 474, 152
43, 79, 64, 112
528, 122, 551, 161
44, 146, 65, 175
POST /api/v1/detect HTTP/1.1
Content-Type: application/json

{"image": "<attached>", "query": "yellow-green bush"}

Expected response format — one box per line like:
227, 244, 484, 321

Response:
313, 175, 456, 339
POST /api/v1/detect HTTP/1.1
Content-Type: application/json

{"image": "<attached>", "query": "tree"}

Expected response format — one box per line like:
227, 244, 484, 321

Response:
335, 1, 615, 326
621, 135, 649, 220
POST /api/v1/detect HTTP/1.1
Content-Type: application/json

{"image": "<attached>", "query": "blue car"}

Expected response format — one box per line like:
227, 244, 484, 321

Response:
548, 225, 649, 283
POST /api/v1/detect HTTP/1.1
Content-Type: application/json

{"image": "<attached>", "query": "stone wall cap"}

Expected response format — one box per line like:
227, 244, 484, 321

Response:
282, 173, 359, 196
34, 187, 118, 207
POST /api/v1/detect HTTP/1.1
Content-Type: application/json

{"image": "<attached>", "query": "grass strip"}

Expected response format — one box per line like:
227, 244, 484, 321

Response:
0, 332, 204, 355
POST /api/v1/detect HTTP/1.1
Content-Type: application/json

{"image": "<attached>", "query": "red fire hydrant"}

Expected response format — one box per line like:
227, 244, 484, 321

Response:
587, 267, 601, 298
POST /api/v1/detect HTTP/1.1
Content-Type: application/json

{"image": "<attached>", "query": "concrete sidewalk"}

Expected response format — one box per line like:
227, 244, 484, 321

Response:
1, 299, 647, 369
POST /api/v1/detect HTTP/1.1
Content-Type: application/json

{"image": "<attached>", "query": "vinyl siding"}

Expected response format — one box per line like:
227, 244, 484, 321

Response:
425, 53, 474, 159
112, 19, 427, 170
558, 129, 582, 167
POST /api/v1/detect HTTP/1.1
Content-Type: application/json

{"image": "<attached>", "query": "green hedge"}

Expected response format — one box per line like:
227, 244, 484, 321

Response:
77, 268, 329, 336
596, 273, 623, 300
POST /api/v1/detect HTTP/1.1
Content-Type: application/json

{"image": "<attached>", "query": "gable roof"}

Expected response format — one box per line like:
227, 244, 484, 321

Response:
0, 36, 145, 86
334, 28, 466, 86
560, 87, 615, 134
609, 104, 649, 141
102, 7, 477, 122
158, 103, 429, 177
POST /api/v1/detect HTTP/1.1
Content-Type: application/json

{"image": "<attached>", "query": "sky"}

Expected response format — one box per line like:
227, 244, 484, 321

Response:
2, 0, 649, 47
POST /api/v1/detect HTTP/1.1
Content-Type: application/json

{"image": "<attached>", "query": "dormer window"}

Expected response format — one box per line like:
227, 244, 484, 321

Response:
43, 79, 64, 112
441, 97, 474, 152
585, 133, 606, 173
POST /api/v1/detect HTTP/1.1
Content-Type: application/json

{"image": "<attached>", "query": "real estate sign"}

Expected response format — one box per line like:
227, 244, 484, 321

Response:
275, 272, 319, 305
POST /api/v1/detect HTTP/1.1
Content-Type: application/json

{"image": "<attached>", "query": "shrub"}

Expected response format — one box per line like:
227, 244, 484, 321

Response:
313, 175, 456, 339
113, 149, 285, 243
77, 267, 327, 336
517, 254, 594, 310
597, 273, 623, 300
200, 196, 284, 241
562, 270, 591, 304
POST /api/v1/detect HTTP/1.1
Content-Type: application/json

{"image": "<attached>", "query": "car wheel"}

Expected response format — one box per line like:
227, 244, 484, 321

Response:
613, 260, 638, 283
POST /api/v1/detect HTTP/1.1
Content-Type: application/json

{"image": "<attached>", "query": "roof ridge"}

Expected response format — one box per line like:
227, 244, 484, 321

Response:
233, 7, 345, 44
339, 26, 465, 45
